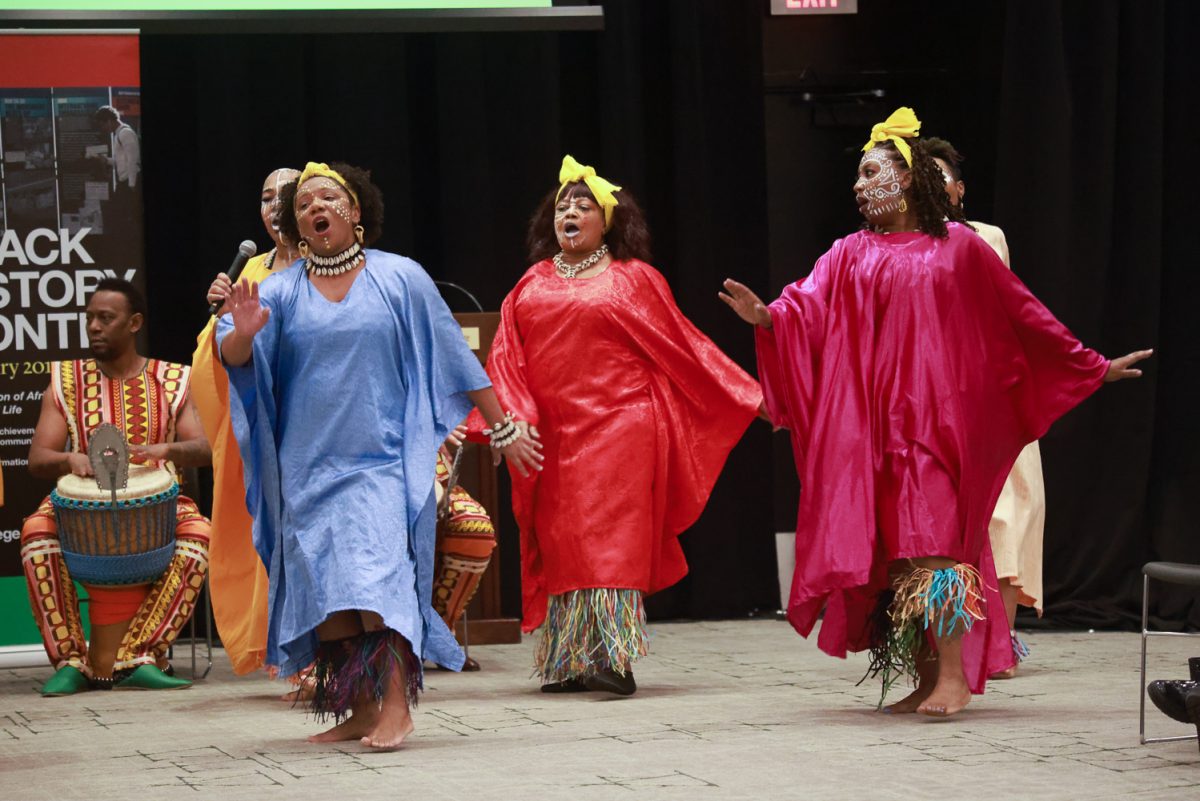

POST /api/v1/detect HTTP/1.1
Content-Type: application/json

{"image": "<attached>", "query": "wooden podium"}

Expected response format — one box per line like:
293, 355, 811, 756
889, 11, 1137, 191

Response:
451, 312, 522, 645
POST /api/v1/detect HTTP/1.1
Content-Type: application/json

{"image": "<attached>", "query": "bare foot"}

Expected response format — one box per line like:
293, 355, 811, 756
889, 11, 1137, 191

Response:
883, 684, 933, 714
917, 676, 971, 717
281, 677, 316, 703
307, 710, 377, 743
360, 706, 415, 750
989, 665, 1017, 680
882, 649, 938, 714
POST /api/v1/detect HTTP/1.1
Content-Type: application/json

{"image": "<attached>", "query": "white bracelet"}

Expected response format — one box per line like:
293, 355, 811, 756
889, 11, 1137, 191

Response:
486, 412, 521, 449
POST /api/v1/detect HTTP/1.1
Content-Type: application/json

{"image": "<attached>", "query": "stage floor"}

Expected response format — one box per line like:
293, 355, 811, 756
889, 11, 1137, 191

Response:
0, 620, 1197, 800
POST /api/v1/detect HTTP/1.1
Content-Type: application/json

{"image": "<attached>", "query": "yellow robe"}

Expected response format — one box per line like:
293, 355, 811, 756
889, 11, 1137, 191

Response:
191, 250, 280, 673
972, 221, 1046, 612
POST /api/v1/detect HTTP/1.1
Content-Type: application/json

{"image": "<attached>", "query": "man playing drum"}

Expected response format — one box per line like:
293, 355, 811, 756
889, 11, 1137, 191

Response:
23, 278, 213, 695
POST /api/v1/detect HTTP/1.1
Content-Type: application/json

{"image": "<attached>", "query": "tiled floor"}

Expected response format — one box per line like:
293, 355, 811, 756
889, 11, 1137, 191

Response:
1, 620, 1197, 800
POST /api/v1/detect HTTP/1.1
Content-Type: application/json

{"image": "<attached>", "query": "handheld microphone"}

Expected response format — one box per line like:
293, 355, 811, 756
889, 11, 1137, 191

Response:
208, 240, 258, 315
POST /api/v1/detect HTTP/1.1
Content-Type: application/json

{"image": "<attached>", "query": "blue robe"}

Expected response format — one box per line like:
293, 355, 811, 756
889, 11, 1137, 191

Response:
217, 250, 490, 677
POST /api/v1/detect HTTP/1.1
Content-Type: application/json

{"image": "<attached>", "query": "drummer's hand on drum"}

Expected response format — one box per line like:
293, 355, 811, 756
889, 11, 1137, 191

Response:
207, 272, 234, 314
227, 280, 271, 337
129, 443, 170, 465
66, 452, 94, 478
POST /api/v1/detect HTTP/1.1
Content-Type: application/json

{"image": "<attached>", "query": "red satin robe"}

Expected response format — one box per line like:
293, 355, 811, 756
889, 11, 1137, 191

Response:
480, 259, 762, 632
757, 223, 1108, 692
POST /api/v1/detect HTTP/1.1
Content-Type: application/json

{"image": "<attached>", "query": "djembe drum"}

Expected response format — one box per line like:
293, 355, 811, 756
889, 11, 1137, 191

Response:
51, 464, 180, 587
432, 446, 496, 636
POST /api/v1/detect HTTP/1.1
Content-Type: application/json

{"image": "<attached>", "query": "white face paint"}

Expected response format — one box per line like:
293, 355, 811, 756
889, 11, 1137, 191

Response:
553, 189, 605, 254
854, 147, 906, 219
261, 168, 300, 245
294, 176, 359, 256
932, 156, 963, 208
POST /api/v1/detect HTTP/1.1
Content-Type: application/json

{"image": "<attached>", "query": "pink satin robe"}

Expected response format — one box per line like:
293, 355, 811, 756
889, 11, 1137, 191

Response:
757, 223, 1108, 692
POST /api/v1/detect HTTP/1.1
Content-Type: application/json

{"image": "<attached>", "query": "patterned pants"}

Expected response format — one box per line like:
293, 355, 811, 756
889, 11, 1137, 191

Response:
20, 495, 211, 676
432, 486, 496, 632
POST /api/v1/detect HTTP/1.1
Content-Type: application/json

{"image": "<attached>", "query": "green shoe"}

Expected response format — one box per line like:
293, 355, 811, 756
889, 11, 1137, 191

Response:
115, 664, 192, 691
40, 665, 90, 697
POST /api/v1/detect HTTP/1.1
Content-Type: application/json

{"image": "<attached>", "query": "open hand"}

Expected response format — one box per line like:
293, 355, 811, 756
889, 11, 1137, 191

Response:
719, 279, 772, 328
1105, 349, 1153, 382
495, 422, 544, 477
226, 280, 271, 339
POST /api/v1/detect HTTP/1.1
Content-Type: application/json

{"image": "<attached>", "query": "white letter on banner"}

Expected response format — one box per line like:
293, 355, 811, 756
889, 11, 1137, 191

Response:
0, 230, 26, 266
24, 230, 58, 266
60, 228, 94, 265
75, 270, 103, 302
16, 315, 46, 350
9, 271, 37, 306
47, 312, 76, 346
39, 271, 73, 308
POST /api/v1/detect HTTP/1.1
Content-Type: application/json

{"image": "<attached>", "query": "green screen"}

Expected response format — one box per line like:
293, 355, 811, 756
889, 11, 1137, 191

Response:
0, 576, 90, 648
0, 1, 551, 9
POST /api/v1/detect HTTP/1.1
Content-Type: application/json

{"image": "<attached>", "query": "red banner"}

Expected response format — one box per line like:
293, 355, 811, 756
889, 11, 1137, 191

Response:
0, 34, 140, 88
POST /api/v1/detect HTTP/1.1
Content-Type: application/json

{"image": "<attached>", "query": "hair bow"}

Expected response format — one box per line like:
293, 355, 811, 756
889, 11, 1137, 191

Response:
557, 155, 621, 231
862, 107, 922, 167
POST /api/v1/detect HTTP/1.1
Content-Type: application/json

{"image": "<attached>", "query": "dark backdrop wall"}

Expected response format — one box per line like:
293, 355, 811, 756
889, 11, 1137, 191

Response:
760, 0, 1198, 631
138, 0, 1197, 631
139, 0, 777, 623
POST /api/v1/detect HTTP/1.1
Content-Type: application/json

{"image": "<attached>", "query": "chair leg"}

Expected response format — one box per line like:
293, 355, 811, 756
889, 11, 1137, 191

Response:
190, 590, 197, 679
201, 588, 213, 680
1140, 574, 1149, 744
462, 606, 470, 662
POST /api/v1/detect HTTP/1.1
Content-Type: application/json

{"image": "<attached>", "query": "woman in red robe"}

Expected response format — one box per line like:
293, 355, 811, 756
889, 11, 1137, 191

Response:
479, 156, 762, 695
721, 108, 1151, 717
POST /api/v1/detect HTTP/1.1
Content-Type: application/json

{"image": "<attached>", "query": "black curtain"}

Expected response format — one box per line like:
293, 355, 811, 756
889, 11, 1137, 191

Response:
138, 0, 1196, 632
139, 0, 778, 623
994, 0, 1200, 630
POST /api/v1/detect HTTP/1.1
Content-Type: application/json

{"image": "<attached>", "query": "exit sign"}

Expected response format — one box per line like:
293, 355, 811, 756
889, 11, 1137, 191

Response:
771, 0, 858, 14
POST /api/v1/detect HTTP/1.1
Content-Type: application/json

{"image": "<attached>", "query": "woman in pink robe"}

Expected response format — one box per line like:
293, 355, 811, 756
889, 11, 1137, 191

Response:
721, 108, 1150, 717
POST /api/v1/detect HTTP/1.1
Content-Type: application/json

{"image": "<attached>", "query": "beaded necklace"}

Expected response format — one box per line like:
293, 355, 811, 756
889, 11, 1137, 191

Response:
305, 242, 364, 277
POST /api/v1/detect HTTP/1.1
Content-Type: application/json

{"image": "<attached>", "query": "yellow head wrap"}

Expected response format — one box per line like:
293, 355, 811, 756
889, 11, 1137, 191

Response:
861, 107, 922, 167
556, 155, 621, 231
296, 161, 360, 207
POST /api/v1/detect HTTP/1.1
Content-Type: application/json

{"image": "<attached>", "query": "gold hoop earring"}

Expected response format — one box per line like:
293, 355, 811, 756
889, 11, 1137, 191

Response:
298, 240, 310, 258
354, 225, 365, 246
898, 198, 908, 213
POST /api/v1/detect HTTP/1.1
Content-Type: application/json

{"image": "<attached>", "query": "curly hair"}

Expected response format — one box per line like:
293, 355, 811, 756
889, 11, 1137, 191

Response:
526, 180, 652, 264
276, 162, 385, 247
866, 140, 969, 239
922, 136, 965, 182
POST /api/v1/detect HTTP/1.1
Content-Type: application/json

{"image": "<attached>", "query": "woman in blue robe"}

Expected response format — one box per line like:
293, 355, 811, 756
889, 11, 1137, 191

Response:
217, 162, 541, 750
